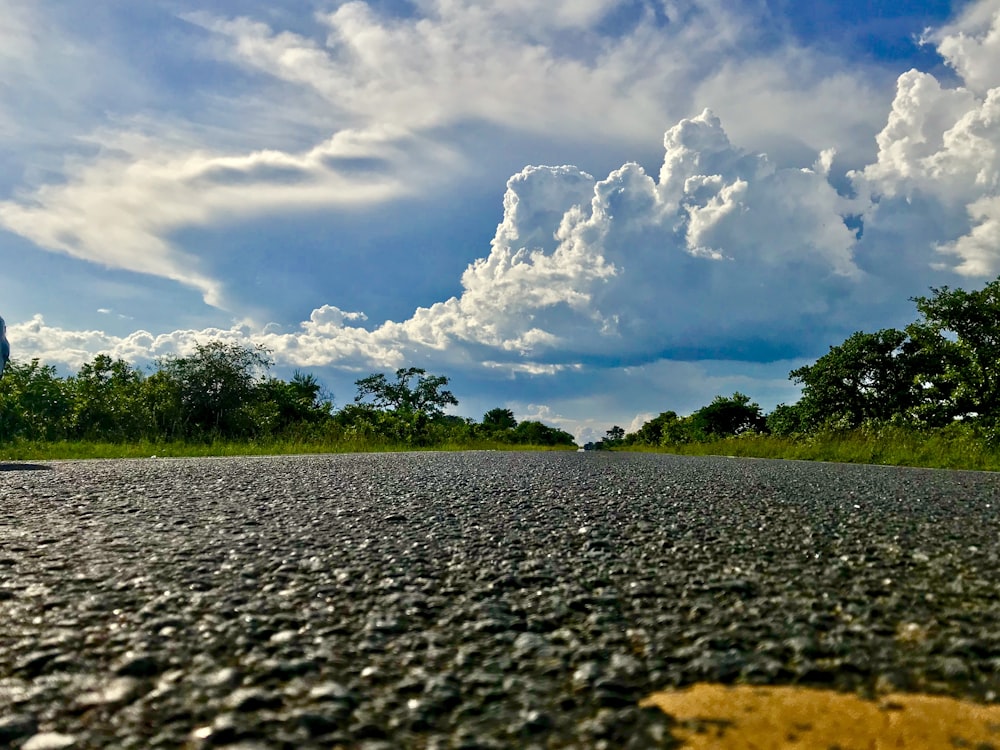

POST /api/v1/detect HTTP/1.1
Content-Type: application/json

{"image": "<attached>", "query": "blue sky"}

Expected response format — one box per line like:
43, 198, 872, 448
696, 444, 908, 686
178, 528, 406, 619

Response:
3, 0, 999, 442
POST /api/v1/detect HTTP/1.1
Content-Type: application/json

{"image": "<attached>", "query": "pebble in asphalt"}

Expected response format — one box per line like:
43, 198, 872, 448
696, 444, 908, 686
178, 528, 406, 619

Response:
1, 450, 999, 748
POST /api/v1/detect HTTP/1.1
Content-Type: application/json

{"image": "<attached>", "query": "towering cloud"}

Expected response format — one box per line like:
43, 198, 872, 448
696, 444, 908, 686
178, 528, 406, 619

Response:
8, 109, 864, 371
428, 110, 861, 363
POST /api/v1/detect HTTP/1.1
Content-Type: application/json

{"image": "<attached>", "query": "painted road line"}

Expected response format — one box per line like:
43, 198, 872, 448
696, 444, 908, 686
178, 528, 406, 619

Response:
641, 683, 1000, 748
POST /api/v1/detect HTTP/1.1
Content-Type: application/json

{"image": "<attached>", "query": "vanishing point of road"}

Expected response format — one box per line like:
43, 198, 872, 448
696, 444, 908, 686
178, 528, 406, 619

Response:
1, 451, 999, 748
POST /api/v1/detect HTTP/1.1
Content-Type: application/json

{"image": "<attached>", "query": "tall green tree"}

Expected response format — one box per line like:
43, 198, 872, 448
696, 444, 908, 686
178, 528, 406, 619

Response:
482, 407, 517, 431
347, 367, 459, 445
354, 367, 458, 417
604, 425, 626, 445
690, 392, 766, 437
790, 329, 922, 429
70, 355, 148, 440
141, 370, 185, 440
766, 403, 805, 436
624, 411, 694, 445
253, 371, 333, 434
907, 280, 1000, 422
154, 342, 273, 439
0, 359, 74, 441
512, 420, 576, 446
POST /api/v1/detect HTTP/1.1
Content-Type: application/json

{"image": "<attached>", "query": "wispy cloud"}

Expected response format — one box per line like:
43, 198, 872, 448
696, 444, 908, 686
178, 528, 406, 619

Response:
0, 126, 457, 306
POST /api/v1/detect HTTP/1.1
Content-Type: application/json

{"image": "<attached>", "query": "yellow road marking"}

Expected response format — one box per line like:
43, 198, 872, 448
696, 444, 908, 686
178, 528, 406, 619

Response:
641, 683, 1000, 749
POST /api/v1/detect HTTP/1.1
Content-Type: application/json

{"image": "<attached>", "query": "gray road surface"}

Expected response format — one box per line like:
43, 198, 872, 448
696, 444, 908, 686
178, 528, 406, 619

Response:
1, 451, 999, 749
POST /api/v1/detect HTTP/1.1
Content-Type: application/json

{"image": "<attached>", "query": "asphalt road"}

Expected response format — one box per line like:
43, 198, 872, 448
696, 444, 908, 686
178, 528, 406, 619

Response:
1, 451, 999, 749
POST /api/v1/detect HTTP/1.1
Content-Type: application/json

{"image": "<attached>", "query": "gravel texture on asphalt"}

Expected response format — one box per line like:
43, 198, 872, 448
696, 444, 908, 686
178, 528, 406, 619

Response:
1, 450, 999, 749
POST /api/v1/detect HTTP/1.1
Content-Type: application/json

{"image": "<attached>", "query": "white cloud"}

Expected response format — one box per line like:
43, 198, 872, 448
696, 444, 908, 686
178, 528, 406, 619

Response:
857, 71, 985, 203
0, 126, 457, 306
692, 51, 889, 169
188, 0, 889, 163
187, 2, 664, 145
523, 111, 859, 354
854, 4, 1000, 278
9, 110, 862, 376
18, 29, 1000, 380
341, 110, 860, 364
187, 1, 707, 144
10, 315, 162, 370
937, 195, 1000, 275
927, 0, 1000, 96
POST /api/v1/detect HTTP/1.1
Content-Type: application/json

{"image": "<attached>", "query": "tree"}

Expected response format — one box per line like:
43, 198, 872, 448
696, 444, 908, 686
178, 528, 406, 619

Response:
907, 280, 1000, 423
604, 425, 625, 445
624, 411, 694, 445
766, 403, 805, 437
347, 368, 459, 445
154, 342, 273, 438
690, 393, 766, 438
354, 367, 458, 418
512, 420, 576, 446
141, 370, 185, 440
0, 339, 337, 444
70, 354, 148, 440
482, 407, 517, 431
0, 359, 74, 441
790, 329, 921, 429
253, 371, 333, 435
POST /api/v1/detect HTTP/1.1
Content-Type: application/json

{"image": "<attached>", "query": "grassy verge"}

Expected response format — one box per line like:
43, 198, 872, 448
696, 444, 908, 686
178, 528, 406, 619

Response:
636, 426, 1000, 472
0, 438, 579, 461
13, 429, 995, 471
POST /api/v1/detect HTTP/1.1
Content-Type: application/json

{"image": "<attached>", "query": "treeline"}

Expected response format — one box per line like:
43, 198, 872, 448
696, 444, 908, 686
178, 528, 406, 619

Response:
618, 277, 1000, 448
0, 343, 576, 448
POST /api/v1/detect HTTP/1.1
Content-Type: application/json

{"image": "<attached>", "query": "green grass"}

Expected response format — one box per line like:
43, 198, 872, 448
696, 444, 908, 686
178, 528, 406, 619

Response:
0, 437, 579, 461
13, 428, 995, 471
634, 426, 1000, 472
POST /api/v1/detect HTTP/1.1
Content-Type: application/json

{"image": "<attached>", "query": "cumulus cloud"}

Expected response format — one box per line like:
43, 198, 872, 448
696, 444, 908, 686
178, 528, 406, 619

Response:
11, 315, 174, 370
444, 110, 860, 360
14, 39, 1000, 378
936, 195, 1000, 275
308, 110, 859, 366
927, 0, 1000, 95
11, 110, 863, 376
854, 4, 1000, 278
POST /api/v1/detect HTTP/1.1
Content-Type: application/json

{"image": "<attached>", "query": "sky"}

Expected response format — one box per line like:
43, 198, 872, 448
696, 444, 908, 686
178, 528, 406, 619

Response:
2, 0, 999, 443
